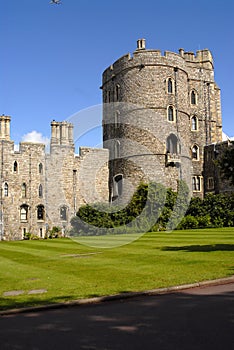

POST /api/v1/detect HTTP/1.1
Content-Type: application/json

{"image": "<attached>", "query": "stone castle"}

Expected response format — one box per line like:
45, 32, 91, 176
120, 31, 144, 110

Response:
1, 40, 233, 240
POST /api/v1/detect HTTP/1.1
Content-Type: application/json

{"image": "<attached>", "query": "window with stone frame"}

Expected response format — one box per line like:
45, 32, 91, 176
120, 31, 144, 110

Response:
60, 206, 67, 221
114, 140, 120, 159
39, 163, 43, 174
191, 116, 198, 131
207, 177, 214, 190
37, 205, 45, 220
191, 90, 197, 105
113, 174, 123, 197
13, 161, 18, 173
115, 84, 120, 101
114, 111, 120, 129
166, 134, 178, 154
191, 145, 199, 160
4, 183, 8, 197
20, 205, 28, 221
192, 176, 201, 191
167, 106, 174, 121
167, 78, 174, 94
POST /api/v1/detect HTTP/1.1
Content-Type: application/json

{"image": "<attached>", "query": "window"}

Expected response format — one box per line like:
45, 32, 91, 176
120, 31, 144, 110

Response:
37, 205, 45, 220
191, 116, 198, 131
166, 134, 178, 154
4, 183, 8, 197
39, 163, 43, 174
114, 140, 120, 158
13, 161, 18, 172
114, 111, 120, 128
167, 78, 173, 93
192, 176, 201, 192
60, 206, 67, 221
191, 90, 197, 105
191, 145, 199, 160
208, 177, 214, 190
115, 84, 120, 101
39, 184, 43, 198
167, 106, 174, 122
113, 174, 123, 198
22, 183, 27, 198
20, 205, 28, 221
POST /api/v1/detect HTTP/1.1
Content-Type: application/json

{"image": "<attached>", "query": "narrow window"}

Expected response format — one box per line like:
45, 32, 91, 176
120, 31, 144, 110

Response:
22, 183, 27, 198
113, 174, 123, 198
191, 145, 199, 160
114, 140, 120, 159
115, 111, 120, 128
13, 161, 18, 172
37, 205, 45, 220
115, 85, 120, 101
167, 78, 173, 93
39, 184, 43, 198
191, 90, 197, 105
60, 206, 67, 221
168, 106, 174, 121
4, 183, 8, 197
40, 228, 43, 238
39, 163, 43, 174
20, 205, 28, 221
191, 116, 198, 130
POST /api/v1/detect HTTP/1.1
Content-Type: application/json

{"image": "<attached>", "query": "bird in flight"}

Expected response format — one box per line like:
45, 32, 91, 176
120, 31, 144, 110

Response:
50, 0, 62, 5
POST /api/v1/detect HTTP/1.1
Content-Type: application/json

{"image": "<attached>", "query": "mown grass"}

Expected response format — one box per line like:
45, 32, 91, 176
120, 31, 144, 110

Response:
0, 227, 233, 310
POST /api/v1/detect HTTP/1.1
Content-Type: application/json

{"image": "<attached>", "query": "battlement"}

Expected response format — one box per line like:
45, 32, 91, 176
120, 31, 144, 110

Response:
102, 40, 214, 84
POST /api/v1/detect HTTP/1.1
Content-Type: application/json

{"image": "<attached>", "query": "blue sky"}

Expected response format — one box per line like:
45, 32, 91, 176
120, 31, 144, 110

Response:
1, 0, 234, 150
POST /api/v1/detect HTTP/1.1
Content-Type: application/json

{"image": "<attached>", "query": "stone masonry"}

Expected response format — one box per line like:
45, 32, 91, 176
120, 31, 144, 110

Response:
0, 116, 109, 240
102, 39, 223, 202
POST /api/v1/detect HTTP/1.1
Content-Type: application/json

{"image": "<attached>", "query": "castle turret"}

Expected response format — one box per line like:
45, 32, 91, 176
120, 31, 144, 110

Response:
0, 115, 11, 141
50, 120, 74, 150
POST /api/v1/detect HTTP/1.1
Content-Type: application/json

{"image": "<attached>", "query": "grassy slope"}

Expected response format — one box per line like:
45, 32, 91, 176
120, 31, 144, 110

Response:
0, 227, 233, 310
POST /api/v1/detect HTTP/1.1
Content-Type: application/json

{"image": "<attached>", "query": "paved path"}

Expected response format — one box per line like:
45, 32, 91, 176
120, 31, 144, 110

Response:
0, 283, 233, 350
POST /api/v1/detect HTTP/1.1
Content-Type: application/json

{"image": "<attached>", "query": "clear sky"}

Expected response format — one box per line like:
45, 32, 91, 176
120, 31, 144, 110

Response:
1, 0, 234, 150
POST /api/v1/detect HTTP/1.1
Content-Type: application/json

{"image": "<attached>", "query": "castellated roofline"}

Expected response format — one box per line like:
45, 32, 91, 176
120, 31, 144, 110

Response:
102, 40, 214, 84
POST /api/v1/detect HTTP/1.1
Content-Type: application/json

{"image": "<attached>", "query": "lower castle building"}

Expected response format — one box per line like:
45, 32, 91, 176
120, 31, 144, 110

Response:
0, 116, 109, 240
1, 40, 233, 240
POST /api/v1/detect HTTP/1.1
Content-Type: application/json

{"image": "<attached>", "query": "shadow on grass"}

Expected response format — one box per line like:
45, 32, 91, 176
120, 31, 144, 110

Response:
161, 244, 234, 252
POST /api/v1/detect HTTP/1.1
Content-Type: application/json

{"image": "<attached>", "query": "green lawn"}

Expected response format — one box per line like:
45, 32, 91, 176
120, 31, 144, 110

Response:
0, 227, 234, 310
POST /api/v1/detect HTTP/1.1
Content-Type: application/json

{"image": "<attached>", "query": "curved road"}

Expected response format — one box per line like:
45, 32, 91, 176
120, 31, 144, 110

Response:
0, 283, 233, 350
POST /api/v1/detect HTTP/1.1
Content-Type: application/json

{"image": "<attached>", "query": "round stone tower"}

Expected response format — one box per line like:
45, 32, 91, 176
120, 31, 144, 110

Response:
101, 39, 222, 202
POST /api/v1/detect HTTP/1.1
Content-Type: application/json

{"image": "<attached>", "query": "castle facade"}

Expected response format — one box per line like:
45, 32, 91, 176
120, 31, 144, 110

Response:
1, 40, 233, 240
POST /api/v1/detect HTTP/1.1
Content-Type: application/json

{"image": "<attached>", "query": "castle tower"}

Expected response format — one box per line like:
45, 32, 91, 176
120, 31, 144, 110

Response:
101, 40, 222, 201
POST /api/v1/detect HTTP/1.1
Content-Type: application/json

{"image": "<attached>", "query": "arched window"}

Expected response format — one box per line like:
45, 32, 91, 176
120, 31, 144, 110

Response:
37, 205, 45, 220
114, 140, 120, 159
4, 183, 8, 197
13, 161, 18, 173
60, 206, 67, 221
191, 116, 198, 130
38, 184, 43, 198
167, 106, 174, 121
191, 145, 199, 160
113, 174, 123, 197
191, 90, 197, 105
22, 183, 27, 198
115, 84, 120, 101
20, 205, 28, 221
166, 134, 178, 154
167, 78, 173, 93
39, 163, 43, 174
